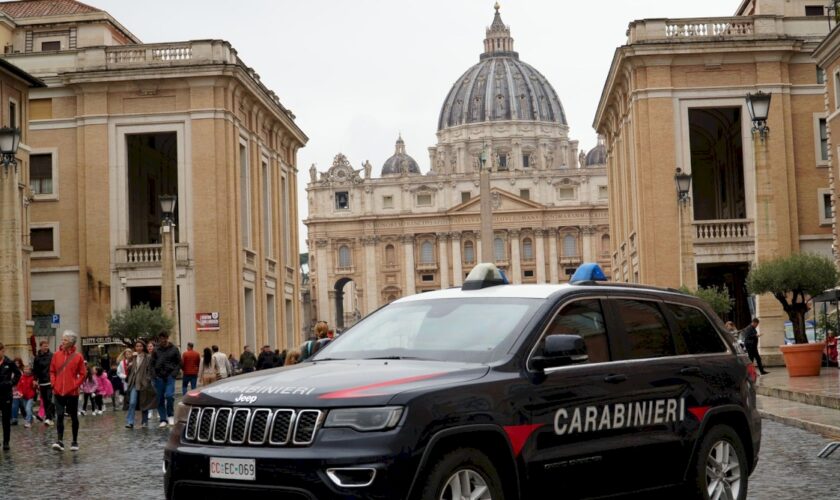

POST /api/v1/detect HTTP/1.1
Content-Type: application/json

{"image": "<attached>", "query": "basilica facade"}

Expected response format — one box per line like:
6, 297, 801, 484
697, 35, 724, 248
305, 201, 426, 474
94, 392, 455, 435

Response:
305, 5, 609, 329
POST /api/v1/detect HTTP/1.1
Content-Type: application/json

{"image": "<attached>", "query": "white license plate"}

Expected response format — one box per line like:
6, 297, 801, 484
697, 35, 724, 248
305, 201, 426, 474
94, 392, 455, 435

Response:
209, 457, 256, 481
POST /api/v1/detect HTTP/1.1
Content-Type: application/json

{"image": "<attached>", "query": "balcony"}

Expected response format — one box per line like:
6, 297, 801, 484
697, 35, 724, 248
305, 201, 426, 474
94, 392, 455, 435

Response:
416, 262, 438, 271
692, 219, 755, 264
114, 243, 189, 269
627, 15, 827, 44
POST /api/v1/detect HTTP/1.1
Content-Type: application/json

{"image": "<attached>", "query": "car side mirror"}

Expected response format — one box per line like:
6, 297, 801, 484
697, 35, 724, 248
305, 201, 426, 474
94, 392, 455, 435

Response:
532, 334, 589, 370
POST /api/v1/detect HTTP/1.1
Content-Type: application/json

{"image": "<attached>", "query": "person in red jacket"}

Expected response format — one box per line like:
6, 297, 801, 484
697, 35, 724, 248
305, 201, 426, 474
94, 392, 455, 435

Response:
49, 330, 87, 452
16, 365, 37, 428
181, 342, 200, 396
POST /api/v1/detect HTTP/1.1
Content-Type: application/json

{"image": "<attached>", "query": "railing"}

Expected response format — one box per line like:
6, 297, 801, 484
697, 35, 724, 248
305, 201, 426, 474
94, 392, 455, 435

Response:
336, 266, 355, 274
416, 263, 438, 271
244, 249, 257, 267
665, 19, 754, 38
266, 258, 277, 274
115, 243, 190, 267
693, 219, 753, 241
106, 44, 193, 65
627, 15, 827, 44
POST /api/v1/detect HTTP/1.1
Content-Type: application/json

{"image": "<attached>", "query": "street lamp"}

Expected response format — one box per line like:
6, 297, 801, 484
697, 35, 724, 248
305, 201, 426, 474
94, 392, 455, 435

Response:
158, 194, 179, 347
746, 91, 771, 140
674, 168, 692, 202
0, 127, 21, 171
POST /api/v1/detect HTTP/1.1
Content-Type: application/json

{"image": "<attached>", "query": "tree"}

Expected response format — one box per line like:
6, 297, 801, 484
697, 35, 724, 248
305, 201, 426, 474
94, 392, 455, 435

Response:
679, 285, 732, 317
107, 304, 174, 343
746, 253, 839, 344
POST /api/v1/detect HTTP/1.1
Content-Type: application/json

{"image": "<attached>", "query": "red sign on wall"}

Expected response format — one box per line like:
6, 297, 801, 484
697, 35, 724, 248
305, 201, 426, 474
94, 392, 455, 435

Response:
195, 312, 220, 332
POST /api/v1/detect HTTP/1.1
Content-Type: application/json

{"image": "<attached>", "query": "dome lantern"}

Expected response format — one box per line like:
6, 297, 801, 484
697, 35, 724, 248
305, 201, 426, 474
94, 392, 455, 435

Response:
483, 2, 515, 58
381, 135, 421, 176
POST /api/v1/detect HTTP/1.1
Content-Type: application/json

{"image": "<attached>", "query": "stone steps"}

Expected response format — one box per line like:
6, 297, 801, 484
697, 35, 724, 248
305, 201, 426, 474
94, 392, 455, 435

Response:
757, 395, 840, 440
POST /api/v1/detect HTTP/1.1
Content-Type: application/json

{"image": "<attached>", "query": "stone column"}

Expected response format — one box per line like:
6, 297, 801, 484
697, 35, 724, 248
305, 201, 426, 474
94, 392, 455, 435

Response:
437, 233, 449, 289
451, 232, 463, 286
160, 222, 179, 346
326, 289, 337, 330
548, 229, 559, 283
535, 229, 546, 283
315, 238, 330, 324
476, 234, 483, 264
582, 226, 595, 263
402, 235, 416, 295
512, 141, 522, 171
0, 167, 26, 361
509, 229, 522, 284
362, 236, 378, 315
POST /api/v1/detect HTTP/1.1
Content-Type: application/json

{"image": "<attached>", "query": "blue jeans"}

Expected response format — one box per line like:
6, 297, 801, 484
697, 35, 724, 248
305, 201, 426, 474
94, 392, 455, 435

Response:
126, 388, 149, 426
154, 376, 175, 421
11, 398, 19, 421
181, 375, 197, 395
21, 398, 33, 424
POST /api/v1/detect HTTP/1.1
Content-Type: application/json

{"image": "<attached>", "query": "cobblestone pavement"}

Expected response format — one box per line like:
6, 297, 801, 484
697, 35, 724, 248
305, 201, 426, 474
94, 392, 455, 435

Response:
0, 409, 837, 499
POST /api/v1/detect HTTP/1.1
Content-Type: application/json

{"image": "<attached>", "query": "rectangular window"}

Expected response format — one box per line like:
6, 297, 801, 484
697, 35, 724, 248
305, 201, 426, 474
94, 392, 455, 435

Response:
598, 185, 608, 199
40, 41, 60, 51
558, 187, 575, 200
461, 191, 471, 203
819, 188, 833, 225
544, 299, 609, 363
282, 175, 292, 267
523, 270, 534, 278
383, 195, 394, 209
30, 98, 52, 120
30, 153, 53, 195
31, 227, 54, 252
285, 299, 295, 349
519, 189, 530, 200
244, 288, 256, 351
262, 160, 273, 257
819, 118, 829, 162
805, 5, 825, 16
498, 153, 508, 170
9, 100, 17, 128
818, 67, 826, 84
31, 300, 56, 338
421, 274, 434, 282
267, 294, 277, 348
613, 299, 675, 360
522, 154, 530, 168
666, 303, 726, 354
835, 71, 840, 110
417, 193, 432, 206
239, 143, 251, 248
335, 191, 349, 210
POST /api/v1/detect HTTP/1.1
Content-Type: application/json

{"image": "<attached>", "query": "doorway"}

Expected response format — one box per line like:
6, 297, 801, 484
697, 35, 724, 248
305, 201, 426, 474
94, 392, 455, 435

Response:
697, 262, 751, 328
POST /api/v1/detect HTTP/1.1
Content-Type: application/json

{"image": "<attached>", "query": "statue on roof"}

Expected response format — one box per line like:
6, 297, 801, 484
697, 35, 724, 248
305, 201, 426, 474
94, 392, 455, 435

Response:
309, 163, 317, 183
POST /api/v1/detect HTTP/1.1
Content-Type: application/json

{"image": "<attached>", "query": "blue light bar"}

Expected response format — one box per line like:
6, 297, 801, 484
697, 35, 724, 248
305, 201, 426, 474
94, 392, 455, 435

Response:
570, 263, 607, 283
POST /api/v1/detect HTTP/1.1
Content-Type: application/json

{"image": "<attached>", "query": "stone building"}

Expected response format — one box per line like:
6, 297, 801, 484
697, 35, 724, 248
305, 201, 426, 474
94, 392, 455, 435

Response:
0, 0, 307, 354
305, 5, 609, 330
594, 0, 832, 354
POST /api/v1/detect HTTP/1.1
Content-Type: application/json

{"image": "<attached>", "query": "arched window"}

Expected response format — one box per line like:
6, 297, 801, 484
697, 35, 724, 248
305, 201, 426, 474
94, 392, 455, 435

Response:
464, 240, 475, 264
420, 241, 434, 264
494, 237, 505, 261
385, 244, 396, 266
338, 245, 351, 268
601, 234, 610, 255
522, 238, 534, 260
563, 235, 577, 257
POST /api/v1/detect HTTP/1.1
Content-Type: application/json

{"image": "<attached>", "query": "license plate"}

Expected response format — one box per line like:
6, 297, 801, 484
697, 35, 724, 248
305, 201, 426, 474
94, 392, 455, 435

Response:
209, 457, 256, 481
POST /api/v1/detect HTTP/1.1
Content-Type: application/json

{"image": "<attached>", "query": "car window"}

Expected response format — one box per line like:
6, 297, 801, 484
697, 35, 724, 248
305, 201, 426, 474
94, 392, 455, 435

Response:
666, 303, 727, 354
541, 299, 610, 363
613, 299, 675, 360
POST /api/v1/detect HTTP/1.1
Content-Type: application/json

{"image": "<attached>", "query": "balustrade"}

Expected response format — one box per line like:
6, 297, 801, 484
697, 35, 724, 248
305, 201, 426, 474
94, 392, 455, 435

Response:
693, 220, 753, 241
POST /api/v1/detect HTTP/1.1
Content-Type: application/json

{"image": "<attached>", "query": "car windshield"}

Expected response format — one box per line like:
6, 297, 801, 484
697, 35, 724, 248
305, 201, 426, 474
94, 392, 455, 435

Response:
312, 297, 542, 364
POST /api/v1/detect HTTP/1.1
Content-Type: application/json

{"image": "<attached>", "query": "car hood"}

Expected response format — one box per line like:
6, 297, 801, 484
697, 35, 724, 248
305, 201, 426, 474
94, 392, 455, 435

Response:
184, 360, 490, 408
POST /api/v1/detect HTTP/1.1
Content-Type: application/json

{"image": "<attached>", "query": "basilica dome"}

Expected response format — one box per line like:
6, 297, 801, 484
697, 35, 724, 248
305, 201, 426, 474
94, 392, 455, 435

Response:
585, 141, 607, 166
438, 5, 567, 131
381, 135, 421, 176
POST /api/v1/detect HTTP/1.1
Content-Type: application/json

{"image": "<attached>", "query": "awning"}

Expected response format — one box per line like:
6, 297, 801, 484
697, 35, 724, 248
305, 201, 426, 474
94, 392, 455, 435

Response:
812, 288, 840, 303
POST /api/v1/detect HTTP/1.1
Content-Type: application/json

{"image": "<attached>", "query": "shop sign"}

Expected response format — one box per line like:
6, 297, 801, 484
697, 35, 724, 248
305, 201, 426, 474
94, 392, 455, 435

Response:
196, 312, 220, 332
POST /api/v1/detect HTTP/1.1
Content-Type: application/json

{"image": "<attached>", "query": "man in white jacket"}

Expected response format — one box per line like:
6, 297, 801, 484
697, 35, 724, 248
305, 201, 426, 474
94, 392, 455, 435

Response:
211, 345, 232, 379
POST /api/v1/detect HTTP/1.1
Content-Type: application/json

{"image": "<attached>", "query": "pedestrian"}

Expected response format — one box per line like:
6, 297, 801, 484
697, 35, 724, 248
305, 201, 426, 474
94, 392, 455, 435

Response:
79, 366, 97, 416
724, 321, 740, 346
150, 332, 180, 427
125, 339, 155, 429
741, 318, 769, 375
211, 345, 232, 379
94, 367, 113, 413
228, 354, 240, 376
300, 321, 330, 361
284, 349, 301, 366
278, 349, 287, 368
0, 343, 22, 451
198, 348, 219, 386
273, 349, 283, 367
116, 348, 132, 410
181, 342, 200, 395
16, 364, 37, 428
49, 330, 87, 452
239, 345, 257, 374
10, 357, 24, 425
256, 345, 274, 370
33, 340, 54, 426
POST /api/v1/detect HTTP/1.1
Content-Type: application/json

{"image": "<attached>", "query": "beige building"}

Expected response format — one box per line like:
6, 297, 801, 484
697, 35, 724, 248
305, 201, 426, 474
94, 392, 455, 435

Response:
0, 0, 307, 354
594, 0, 833, 354
305, 6, 609, 330
0, 58, 42, 362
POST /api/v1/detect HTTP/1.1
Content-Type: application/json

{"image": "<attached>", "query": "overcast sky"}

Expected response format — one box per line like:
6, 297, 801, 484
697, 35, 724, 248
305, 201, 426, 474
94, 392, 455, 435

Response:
94, 0, 738, 251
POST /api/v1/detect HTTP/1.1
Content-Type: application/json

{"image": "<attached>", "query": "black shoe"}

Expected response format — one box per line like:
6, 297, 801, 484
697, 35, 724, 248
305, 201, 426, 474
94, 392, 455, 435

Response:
2, 443, 9, 451
10, 420, 17, 426
760, 370, 770, 375
52, 441, 64, 451
70, 442, 79, 451
125, 424, 133, 429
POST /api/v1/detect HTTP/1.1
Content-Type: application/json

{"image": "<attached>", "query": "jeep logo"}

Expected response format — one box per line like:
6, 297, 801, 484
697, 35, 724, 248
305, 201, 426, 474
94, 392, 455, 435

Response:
234, 394, 258, 404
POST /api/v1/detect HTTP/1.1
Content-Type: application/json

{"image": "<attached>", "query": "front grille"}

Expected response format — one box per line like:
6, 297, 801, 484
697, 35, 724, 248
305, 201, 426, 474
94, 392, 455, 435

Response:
183, 407, 323, 447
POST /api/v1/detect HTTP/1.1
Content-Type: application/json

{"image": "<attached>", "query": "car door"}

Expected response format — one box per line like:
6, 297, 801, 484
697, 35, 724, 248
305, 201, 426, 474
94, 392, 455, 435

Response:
521, 296, 643, 498
602, 297, 700, 491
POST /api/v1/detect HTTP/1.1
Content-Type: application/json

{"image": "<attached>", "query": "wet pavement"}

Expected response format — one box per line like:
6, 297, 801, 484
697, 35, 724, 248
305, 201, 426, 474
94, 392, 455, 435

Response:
0, 407, 837, 499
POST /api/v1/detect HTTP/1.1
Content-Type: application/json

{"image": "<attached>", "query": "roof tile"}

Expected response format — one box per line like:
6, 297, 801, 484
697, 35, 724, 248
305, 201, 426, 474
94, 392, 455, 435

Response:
0, 0, 101, 19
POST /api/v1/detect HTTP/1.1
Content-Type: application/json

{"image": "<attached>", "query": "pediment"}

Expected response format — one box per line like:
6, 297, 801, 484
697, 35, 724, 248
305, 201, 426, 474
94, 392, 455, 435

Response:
447, 188, 544, 214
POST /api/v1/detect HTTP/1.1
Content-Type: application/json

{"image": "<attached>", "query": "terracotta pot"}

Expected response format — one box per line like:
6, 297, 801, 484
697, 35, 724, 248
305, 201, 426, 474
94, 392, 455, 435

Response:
779, 342, 825, 377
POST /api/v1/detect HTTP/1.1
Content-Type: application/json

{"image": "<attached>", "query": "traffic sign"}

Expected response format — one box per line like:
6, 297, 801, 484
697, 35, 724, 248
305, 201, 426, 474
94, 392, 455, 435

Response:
51, 314, 60, 328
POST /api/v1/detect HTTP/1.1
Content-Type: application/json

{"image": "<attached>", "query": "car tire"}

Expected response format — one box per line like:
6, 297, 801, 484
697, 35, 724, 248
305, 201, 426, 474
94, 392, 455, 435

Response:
420, 447, 505, 500
688, 425, 748, 500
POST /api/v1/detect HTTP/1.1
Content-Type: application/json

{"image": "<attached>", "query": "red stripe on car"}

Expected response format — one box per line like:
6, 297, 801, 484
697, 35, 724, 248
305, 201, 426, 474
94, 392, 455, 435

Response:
688, 406, 712, 421
318, 372, 448, 399
503, 424, 544, 457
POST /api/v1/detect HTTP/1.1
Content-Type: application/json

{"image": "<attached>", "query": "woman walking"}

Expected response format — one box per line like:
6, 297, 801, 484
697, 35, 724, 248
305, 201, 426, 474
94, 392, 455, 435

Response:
94, 367, 113, 414
197, 348, 219, 386
125, 340, 156, 429
79, 367, 97, 416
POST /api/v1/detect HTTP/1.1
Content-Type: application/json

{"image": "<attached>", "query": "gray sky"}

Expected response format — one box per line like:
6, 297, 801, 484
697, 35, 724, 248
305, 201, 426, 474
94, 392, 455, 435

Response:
95, 0, 738, 252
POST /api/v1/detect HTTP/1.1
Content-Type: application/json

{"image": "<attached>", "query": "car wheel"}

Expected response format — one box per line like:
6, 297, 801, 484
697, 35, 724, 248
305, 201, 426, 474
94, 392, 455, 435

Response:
420, 448, 505, 500
689, 425, 748, 500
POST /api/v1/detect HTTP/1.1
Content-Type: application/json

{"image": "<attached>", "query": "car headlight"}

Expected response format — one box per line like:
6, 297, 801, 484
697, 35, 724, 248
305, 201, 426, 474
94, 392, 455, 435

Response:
174, 402, 190, 423
324, 407, 404, 432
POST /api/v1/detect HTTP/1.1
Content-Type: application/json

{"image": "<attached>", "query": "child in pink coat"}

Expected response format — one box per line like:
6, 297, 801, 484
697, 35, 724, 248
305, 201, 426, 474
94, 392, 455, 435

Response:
94, 367, 114, 414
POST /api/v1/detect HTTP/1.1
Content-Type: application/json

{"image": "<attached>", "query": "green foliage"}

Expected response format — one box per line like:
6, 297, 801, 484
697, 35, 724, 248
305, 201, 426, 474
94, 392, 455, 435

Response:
678, 286, 732, 317
107, 304, 174, 343
746, 253, 840, 344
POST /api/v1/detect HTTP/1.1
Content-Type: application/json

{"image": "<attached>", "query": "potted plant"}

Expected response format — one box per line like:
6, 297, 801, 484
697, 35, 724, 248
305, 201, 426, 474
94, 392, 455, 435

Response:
746, 253, 839, 376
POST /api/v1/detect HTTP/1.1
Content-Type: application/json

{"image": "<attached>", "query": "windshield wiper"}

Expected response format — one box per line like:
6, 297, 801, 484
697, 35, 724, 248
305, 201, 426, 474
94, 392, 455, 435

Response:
311, 357, 345, 362
363, 355, 428, 360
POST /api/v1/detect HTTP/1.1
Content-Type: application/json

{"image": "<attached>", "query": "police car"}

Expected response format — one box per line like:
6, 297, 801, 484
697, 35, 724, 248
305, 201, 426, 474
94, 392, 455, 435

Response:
164, 263, 761, 500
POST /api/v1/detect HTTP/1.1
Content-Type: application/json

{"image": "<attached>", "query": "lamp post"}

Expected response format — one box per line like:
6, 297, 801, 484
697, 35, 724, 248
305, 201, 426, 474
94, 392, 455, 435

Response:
0, 127, 26, 361
479, 144, 494, 263
674, 167, 696, 287
159, 194, 179, 347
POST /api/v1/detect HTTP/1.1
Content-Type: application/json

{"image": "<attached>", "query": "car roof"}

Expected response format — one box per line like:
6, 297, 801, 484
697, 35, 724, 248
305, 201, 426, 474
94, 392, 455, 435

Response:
394, 282, 692, 303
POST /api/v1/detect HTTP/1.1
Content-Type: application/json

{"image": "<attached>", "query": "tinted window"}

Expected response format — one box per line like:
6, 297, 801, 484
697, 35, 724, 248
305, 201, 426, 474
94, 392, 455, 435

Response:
543, 299, 609, 363
613, 299, 675, 359
667, 303, 727, 354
